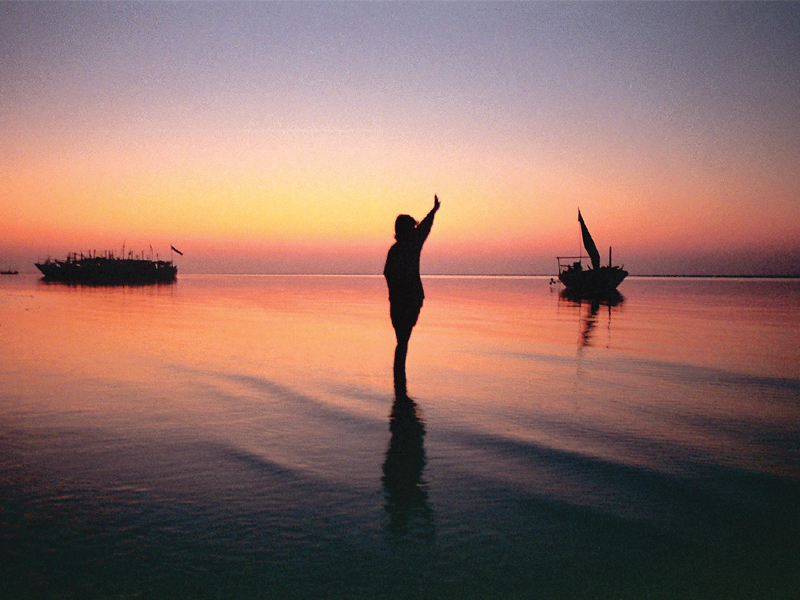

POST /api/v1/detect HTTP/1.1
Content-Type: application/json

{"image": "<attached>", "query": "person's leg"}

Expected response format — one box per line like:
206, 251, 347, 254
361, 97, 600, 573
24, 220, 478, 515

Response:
391, 304, 416, 346
393, 340, 408, 396
391, 302, 418, 395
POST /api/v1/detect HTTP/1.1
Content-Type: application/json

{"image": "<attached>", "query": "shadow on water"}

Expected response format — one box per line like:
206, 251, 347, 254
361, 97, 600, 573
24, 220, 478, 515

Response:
381, 353, 435, 541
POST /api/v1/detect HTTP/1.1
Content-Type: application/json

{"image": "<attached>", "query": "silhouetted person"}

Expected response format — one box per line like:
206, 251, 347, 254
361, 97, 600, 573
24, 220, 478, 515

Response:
384, 195, 441, 387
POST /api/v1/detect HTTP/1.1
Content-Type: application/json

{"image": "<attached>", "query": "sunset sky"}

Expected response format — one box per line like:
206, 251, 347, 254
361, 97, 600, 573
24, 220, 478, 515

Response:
2, 1, 799, 275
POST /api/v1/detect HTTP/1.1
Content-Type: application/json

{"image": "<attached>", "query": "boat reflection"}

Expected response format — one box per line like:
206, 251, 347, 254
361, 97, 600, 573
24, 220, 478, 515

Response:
560, 289, 624, 348
382, 359, 435, 541
559, 288, 624, 307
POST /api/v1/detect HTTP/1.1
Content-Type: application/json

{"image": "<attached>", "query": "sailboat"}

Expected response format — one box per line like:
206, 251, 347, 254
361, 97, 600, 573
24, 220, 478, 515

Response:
557, 210, 628, 296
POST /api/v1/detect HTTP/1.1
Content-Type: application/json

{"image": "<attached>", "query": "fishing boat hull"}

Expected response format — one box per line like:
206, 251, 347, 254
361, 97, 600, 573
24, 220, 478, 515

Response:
35, 257, 176, 285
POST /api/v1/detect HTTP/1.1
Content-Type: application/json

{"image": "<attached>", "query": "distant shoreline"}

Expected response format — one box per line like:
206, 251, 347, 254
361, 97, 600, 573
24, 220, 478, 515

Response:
624, 274, 800, 279
7, 271, 799, 279
182, 273, 800, 279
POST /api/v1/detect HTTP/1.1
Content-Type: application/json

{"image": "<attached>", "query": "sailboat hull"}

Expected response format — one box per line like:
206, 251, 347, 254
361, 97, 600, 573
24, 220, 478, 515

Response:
558, 265, 628, 296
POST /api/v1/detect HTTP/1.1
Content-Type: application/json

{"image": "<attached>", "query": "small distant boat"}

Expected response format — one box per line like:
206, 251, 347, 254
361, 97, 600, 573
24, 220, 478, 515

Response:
35, 251, 177, 285
0, 269, 19, 275
557, 210, 627, 296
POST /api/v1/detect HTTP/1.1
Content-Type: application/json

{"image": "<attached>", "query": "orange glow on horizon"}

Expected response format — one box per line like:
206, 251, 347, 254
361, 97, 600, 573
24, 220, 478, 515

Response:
3, 95, 798, 275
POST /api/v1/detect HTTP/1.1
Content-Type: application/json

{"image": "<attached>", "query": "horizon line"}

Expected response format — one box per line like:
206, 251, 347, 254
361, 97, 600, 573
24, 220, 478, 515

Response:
9, 271, 800, 279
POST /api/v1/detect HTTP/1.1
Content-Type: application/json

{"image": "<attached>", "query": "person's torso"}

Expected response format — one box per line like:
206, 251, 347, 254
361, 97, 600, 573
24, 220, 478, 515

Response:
384, 242, 424, 303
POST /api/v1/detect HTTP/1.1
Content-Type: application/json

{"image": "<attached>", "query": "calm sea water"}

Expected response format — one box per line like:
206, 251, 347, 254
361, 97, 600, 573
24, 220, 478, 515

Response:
1, 274, 798, 599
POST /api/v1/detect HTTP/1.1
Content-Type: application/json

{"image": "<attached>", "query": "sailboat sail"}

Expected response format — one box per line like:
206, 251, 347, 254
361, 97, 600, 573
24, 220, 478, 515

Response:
578, 210, 600, 269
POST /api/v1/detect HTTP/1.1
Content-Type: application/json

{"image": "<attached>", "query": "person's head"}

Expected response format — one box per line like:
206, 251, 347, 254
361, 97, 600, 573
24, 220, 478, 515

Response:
394, 214, 417, 241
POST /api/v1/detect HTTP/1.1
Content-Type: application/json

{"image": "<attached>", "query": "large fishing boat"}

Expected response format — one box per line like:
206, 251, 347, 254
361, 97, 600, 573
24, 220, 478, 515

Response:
557, 210, 627, 296
35, 251, 177, 284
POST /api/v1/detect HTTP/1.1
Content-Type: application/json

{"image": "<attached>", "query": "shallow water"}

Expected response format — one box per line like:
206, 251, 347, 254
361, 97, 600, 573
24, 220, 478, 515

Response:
1, 274, 798, 599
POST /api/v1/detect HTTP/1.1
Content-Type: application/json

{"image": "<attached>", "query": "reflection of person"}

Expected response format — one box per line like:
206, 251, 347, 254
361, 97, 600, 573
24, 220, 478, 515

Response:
382, 389, 434, 540
383, 195, 441, 388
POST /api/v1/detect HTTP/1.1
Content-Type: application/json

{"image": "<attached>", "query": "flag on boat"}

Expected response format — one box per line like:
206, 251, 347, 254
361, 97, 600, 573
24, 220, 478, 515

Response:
170, 245, 183, 256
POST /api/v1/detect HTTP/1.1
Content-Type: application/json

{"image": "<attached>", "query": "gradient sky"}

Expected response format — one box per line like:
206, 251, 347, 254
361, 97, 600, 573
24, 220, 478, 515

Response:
2, 1, 799, 275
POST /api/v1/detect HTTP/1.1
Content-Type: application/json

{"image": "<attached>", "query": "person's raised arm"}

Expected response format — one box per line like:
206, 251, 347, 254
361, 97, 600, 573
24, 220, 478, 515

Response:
415, 194, 441, 244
